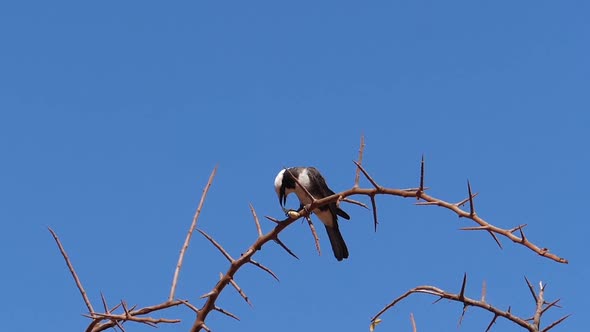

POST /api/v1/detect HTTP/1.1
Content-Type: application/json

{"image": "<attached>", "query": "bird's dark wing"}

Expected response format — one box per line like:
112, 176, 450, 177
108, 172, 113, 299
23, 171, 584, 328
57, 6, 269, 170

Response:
307, 168, 351, 220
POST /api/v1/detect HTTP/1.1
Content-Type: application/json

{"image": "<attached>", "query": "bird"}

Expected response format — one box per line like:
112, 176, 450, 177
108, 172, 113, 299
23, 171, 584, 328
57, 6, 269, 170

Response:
274, 167, 350, 261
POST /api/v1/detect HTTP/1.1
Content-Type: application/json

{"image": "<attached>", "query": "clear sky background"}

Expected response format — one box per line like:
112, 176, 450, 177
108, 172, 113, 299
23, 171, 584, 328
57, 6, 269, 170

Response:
1, 2, 588, 331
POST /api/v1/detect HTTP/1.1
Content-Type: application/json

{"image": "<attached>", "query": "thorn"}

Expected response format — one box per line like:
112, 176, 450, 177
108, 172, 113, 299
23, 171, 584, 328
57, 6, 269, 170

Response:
509, 224, 528, 234
455, 192, 479, 207
519, 227, 527, 243
542, 314, 571, 332
249, 259, 280, 282
458, 304, 469, 326
274, 237, 299, 259
460, 226, 488, 231
341, 197, 369, 209
249, 203, 263, 237
304, 215, 321, 256
484, 314, 499, 332
481, 280, 487, 302
200, 290, 216, 299
370, 195, 378, 232
415, 201, 439, 206
467, 180, 475, 216
524, 276, 538, 303
352, 160, 380, 189
214, 306, 241, 321
419, 154, 425, 194
100, 292, 109, 313
180, 299, 200, 313
228, 277, 252, 307
197, 229, 234, 262
488, 231, 503, 249
541, 299, 561, 315
265, 215, 281, 224
459, 273, 467, 300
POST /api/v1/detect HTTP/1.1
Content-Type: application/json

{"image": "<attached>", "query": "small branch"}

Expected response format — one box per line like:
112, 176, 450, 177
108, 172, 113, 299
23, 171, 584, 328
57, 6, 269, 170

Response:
169, 166, 217, 301
354, 134, 366, 188
48, 227, 95, 315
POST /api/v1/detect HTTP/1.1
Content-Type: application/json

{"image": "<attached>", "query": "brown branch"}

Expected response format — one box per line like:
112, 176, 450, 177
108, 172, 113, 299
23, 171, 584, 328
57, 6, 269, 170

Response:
354, 134, 366, 188
371, 276, 569, 332
188, 155, 566, 330
48, 227, 95, 315
169, 166, 217, 301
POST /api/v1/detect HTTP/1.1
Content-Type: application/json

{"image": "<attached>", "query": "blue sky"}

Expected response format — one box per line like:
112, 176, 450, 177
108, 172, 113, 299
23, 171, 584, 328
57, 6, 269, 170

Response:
1, 2, 588, 331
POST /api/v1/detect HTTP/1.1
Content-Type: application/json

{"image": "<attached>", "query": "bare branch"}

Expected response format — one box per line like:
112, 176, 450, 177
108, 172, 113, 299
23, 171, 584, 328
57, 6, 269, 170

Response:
354, 134, 366, 188
169, 166, 217, 301
372, 276, 569, 332
48, 227, 95, 315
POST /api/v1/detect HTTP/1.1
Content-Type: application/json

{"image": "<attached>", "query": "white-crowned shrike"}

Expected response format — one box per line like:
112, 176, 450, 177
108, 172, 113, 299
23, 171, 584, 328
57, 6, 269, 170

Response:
274, 167, 350, 261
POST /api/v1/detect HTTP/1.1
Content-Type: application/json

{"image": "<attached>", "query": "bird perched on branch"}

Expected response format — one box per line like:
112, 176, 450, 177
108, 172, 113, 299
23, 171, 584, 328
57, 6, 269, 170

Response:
274, 167, 350, 261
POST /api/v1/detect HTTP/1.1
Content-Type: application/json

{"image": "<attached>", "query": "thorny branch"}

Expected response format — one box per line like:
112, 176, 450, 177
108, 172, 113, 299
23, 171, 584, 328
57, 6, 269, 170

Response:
370, 274, 570, 332
50, 136, 568, 332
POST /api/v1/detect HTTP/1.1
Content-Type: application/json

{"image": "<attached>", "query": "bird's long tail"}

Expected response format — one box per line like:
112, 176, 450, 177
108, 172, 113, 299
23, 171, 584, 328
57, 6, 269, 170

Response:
325, 225, 349, 261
